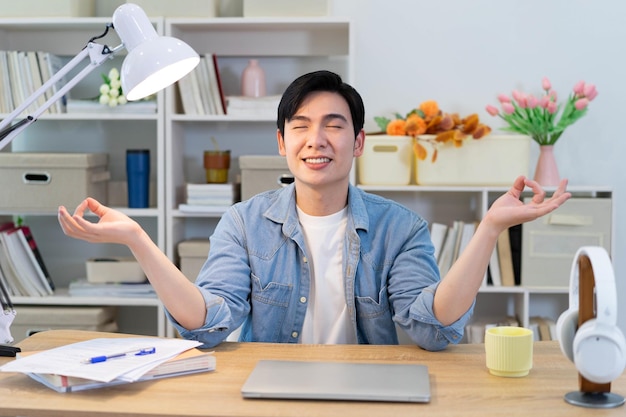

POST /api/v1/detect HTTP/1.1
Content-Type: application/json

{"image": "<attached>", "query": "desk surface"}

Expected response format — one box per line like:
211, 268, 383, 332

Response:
0, 330, 624, 417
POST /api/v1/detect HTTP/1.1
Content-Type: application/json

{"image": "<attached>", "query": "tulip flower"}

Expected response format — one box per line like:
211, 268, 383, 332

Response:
486, 78, 596, 146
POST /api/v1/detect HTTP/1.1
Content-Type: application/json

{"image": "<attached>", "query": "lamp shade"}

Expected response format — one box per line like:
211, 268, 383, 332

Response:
113, 3, 200, 101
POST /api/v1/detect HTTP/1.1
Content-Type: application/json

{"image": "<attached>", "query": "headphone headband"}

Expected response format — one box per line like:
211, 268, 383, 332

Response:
568, 246, 617, 325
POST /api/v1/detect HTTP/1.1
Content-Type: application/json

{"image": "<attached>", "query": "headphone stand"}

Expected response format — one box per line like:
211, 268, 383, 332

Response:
564, 255, 625, 408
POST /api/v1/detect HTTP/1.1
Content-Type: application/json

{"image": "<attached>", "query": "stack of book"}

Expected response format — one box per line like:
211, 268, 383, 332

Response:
177, 53, 226, 115
430, 221, 522, 288
0, 221, 54, 297
68, 280, 156, 298
430, 220, 478, 278
0, 50, 67, 115
178, 183, 239, 213
226, 94, 282, 118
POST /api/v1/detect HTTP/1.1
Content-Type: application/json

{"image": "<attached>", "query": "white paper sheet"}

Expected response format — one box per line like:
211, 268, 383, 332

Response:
0, 337, 201, 382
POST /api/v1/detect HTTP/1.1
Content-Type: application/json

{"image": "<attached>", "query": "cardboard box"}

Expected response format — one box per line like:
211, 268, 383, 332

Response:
358, 135, 413, 185
0, 0, 95, 17
86, 257, 145, 284
521, 198, 612, 287
178, 239, 210, 282
11, 306, 117, 343
0, 153, 109, 211
239, 156, 293, 200
415, 134, 531, 186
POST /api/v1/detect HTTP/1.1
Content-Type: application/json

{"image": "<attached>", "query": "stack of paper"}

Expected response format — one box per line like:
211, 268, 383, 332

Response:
179, 183, 239, 213
0, 337, 215, 392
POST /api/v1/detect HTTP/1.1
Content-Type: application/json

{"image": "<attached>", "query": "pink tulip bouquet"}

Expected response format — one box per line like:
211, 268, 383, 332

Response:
485, 77, 597, 146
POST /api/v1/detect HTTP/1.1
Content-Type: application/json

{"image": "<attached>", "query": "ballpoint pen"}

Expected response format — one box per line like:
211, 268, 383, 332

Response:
82, 347, 156, 364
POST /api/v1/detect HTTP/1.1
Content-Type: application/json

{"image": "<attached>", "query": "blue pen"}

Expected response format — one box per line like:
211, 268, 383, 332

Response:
82, 347, 156, 364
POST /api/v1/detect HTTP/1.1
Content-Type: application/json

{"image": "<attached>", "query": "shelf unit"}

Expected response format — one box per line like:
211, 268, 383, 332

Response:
360, 184, 614, 332
0, 17, 166, 337
163, 17, 353, 337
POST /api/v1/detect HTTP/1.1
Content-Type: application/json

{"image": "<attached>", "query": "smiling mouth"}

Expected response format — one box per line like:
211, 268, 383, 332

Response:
303, 157, 331, 164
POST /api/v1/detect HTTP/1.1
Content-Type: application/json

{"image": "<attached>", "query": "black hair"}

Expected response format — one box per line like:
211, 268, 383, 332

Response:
277, 70, 365, 138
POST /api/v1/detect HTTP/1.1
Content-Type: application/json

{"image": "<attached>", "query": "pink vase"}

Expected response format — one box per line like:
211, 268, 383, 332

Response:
533, 145, 560, 186
241, 59, 266, 97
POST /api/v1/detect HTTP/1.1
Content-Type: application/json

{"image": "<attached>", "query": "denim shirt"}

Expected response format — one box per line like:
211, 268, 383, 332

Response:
167, 184, 473, 351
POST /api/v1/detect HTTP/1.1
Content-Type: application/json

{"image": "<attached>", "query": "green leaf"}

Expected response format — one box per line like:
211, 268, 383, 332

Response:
374, 116, 391, 132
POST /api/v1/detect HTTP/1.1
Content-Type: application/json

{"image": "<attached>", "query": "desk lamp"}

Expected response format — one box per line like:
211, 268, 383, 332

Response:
0, 3, 200, 347
0, 2, 200, 150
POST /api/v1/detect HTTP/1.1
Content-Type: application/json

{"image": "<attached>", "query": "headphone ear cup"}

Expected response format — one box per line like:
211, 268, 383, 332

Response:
556, 308, 578, 362
573, 320, 626, 384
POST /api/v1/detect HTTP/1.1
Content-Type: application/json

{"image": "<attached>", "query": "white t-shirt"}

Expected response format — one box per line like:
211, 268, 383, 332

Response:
298, 206, 356, 344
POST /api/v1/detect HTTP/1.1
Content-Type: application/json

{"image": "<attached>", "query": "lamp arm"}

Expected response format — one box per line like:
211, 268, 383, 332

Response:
0, 42, 122, 151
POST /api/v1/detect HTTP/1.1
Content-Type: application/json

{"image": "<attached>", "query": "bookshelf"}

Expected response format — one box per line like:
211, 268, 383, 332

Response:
360, 184, 613, 342
0, 17, 166, 337
163, 17, 353, 335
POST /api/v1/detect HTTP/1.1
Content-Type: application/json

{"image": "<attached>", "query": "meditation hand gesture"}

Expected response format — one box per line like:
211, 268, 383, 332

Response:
58, 197, 143, 247
484, 176, 571, 233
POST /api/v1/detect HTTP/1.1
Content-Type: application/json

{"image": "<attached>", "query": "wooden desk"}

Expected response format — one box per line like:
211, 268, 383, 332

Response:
0, 330, 624, 417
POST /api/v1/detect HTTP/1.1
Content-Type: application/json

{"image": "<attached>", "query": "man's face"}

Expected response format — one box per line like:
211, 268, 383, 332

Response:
277, 91, 364, 193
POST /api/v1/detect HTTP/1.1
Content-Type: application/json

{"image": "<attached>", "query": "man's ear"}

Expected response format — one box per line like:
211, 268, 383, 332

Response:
353, 130, 365, 157
277, 129, 287, 156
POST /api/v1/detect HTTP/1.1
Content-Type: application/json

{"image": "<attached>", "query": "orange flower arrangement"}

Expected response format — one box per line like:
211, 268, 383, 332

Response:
374, 100, 492, 162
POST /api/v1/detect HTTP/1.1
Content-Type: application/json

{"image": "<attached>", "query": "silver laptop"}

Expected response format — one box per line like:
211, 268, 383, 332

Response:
241, 360, 430, 403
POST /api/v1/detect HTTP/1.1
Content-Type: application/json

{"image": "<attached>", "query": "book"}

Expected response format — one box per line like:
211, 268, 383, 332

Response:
23, 348, 216, 392
68, 280, 156, 298
497, 228, 515, 287
18, 225, 53, 291
429, 222, 448, 262
211, 54, 227, 114
508, 224, 522, 286
488, 246, 502, 287
0, 228, 49, 297
205, 54, 225, 115
437, 221, 461, 277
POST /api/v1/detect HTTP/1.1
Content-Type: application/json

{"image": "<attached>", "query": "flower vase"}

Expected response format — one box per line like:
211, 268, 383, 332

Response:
533, 145, 560, 186
241, 59, 266, 97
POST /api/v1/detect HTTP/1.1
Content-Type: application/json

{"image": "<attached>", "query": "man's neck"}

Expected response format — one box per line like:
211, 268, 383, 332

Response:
294, 182, 349, 216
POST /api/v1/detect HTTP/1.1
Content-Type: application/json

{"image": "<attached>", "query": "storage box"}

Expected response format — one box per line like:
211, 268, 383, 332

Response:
86, 257, 145, 284
243, 0, 328, 17
415, 134, 531, 186
358, 135, 413, 185
239, 156, 293, 200
0, 153, 109, 211
11, 306, 117, 343
128, 0, 218, 17
0, 0, 95, 17
178, 239, 211, 282
521, 198, 612, 288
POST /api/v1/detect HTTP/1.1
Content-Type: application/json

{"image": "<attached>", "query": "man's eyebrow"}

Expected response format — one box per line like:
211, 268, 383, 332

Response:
289, 113, 348, 123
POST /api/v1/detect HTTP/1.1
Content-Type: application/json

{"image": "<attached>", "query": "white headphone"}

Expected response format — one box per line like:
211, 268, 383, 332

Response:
556, 246, 626, 384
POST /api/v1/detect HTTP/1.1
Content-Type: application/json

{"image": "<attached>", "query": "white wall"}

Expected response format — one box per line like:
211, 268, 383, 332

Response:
331, 0, 626, 333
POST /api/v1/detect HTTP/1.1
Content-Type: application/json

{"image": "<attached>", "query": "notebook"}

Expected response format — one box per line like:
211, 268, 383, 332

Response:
241, 360, 430, 403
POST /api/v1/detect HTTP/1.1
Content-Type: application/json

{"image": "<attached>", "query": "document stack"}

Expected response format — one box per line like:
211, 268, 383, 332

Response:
0, 337, 216, 392
178, 183, 240, 214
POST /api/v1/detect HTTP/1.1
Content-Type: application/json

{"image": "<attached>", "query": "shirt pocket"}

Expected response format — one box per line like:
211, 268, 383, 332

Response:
250, 273, 293, 341
355, 286, 391, 319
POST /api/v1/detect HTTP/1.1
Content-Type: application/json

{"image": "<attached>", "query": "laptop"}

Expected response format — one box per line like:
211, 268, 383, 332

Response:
241, 360, 430, 403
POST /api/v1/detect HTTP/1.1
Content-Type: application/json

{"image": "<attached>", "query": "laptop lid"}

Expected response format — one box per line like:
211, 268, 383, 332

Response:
241, 360, 430, 403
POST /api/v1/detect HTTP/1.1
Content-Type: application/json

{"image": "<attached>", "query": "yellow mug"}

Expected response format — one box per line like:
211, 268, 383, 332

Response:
485, 326, 533, 377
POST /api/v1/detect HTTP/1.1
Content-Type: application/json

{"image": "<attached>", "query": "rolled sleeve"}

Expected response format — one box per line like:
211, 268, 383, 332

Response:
408, 282, 475, 351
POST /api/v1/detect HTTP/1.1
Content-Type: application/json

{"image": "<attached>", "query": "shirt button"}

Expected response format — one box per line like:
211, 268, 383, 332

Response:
300, 296, 307, 303
303, 256, 308, 263
291, 331, 299, 338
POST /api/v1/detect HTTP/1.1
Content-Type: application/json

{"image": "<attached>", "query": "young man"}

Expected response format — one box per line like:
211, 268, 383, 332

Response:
58, 70, 571, 350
